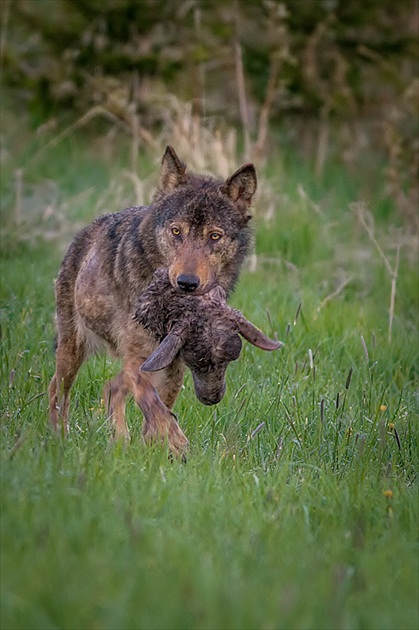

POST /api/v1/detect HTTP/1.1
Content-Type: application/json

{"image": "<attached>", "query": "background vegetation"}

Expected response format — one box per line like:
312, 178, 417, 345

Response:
1, 1, 418, 629
2, 0, 419, 227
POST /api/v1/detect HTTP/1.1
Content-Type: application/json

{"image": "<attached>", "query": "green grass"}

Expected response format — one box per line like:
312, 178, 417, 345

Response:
1, 133, 418, 630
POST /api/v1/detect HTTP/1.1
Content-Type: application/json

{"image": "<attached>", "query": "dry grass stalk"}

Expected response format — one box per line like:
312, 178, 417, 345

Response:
388, 243, 401, 344
315, 106, 330, 179
308, 348, 314, 370
294, 302, 302, 326
275, 436, 283, 459
317, 276, 352, 314
158, 97, 237, 179
14, 168, 23, 225
345, 367, 353, 390
352, 202, 401, 343
250, 422, 266, 440
254, 52, 281, 161
360, 335, 369, 363
120, 171, 145, 207
8, 433, 27, 460
29, 74, 158, 168
234, 38, 251, 161
29, 106, 124, 164
130, 70, 141, 175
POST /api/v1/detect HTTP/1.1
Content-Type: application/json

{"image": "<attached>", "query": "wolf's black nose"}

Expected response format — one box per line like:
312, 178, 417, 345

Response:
177, 274, 200, 292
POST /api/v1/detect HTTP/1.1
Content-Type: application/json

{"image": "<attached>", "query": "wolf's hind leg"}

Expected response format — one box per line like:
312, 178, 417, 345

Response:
103, 372, 130, 441
49, 337, 85, 435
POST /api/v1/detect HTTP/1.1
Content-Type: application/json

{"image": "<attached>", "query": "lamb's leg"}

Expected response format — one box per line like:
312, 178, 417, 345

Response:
49, 336, 85, 435
103, 372, 130, 441
124, 359, 188, 456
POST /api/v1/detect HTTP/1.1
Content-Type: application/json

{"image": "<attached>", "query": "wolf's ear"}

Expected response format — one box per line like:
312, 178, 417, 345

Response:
158, 145, 187, 193
223, 164, 257, 208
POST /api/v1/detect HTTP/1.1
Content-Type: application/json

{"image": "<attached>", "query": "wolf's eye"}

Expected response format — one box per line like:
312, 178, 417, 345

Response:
210, 232, 222, 241
171, 226, 181, 237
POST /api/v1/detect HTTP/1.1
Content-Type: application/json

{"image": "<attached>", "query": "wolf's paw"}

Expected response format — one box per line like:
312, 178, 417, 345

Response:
142, 412, 189, 459
49, 412, 69, 438
111, 422, 131, 443
167, 418, 189, 459
111, 431, 131, 445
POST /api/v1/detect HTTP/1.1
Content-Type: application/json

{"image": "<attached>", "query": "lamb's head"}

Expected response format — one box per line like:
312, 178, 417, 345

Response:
134, 270, 282, 405
177, 303, 243, 405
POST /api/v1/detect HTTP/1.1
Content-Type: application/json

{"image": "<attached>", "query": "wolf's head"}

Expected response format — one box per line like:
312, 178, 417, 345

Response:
148, 146, 256, 297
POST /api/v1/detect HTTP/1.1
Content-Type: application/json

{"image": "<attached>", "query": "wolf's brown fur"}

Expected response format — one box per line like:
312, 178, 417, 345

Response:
49, 146, 257, 455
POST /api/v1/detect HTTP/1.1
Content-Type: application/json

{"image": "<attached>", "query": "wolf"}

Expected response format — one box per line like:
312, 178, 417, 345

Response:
49, 146, 261, 455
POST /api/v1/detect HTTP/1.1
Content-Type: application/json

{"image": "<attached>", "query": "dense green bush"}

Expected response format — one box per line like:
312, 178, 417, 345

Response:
3, 0, 417, 123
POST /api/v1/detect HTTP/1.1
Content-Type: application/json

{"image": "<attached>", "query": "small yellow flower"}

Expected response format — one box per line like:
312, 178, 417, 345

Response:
383, 490, 393, 499
380, 404, 388, 412
388, 422, 395, 431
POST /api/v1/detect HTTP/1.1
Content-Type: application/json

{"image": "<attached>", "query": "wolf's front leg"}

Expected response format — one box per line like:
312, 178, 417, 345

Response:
125, 361, 189, 457
142, 407, 189, 458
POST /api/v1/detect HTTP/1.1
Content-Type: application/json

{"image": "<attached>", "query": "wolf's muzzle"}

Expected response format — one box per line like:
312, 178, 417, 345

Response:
177, 274, 200, 292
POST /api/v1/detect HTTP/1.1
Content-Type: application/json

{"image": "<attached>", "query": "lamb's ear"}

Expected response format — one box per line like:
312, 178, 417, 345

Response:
235, 312, 283, 351
158, 145, 187, 193
223, 164, 257, 208
140, 332, 185, 372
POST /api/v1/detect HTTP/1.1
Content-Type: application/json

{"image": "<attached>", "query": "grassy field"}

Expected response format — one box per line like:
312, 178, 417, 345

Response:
1, 132, 418, 630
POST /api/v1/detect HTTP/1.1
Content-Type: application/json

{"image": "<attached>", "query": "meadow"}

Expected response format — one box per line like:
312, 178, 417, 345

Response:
1, 130, 418, 630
